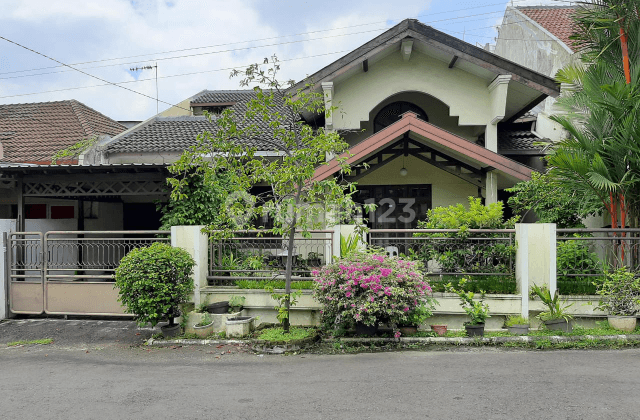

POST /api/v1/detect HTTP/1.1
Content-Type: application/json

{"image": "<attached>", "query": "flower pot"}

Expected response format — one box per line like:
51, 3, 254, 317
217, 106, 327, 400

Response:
430, 325, 447, 336
206, 301, 230, 314
192, 321, 214, 338
225, 316, 255, 338
160, 323, 180, 338
608, 315, 637, 332
507, 324, 530, 335
544, 318, 572, 333
399, 326, 418, 336
465, 323, 485, 337
355, 321, 378, 336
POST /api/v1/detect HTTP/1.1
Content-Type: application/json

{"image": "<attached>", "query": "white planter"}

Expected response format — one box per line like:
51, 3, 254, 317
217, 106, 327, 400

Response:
608, 315, 637, 332
192, 322, 214, 338
226, 316, 255, 338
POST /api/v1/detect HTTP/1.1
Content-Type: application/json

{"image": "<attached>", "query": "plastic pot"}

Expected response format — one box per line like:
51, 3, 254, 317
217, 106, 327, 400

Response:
465, 323, 485, 337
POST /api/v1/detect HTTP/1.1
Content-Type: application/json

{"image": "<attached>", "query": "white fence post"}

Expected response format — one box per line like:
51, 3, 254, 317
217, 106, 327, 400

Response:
171, 226, 208, 308
515, 223, 557, 318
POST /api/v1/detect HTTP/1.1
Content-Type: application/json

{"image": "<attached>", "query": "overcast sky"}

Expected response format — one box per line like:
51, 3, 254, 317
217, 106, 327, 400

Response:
0, 0, 563, 121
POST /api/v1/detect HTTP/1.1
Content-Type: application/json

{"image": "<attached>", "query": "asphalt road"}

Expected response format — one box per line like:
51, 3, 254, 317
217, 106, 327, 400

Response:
2, 339, 640, 420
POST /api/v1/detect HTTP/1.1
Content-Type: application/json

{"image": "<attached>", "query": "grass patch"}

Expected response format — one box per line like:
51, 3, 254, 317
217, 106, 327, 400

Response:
235, 280, 314, 290
429, 275, 517, 294
257, 327, 315, 343
7, 338, 53, 347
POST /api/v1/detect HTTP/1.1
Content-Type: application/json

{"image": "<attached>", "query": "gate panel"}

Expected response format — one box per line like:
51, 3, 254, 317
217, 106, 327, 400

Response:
9, 232, 44, 314
43, 230, 169, 316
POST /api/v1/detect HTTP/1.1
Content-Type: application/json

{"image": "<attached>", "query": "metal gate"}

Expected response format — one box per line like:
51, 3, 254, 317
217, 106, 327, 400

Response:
8, 230, 169, 316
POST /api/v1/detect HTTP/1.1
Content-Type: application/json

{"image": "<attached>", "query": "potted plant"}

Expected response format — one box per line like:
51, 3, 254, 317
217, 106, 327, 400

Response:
530, 284, 574, 333
313, 253, 436, 338
505, 315, 530, 335
446, 279, 490, 337
595, 268, 640, 332
193, 313, 214, 338
429, 324, 448, 336
398, 302, 434, 336
114, 242, 195, 338
229, 295, 246, 313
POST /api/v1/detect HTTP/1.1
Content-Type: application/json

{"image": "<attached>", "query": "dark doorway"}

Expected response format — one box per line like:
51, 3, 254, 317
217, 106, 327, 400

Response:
123, 203, 162, 230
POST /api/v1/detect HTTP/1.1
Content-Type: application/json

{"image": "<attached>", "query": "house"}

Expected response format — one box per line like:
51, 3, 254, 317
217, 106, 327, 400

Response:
494, 5, 579, 142
0, 99, 127, 164
93, 18, 559, 228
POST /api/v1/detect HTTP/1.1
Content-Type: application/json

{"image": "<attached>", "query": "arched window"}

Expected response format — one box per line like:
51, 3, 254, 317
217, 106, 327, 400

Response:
373, 101, 428, 133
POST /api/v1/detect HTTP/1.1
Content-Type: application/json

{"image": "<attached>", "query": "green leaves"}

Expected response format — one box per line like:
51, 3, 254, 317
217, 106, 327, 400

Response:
114, 242, 195, 327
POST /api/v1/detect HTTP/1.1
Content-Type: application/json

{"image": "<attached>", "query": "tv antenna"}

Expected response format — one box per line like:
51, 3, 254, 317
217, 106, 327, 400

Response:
130, 64, 158, 114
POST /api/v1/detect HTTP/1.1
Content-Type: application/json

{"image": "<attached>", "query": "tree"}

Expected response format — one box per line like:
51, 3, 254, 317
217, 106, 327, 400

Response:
506, 172, 600, 228
169, 56, 363, 331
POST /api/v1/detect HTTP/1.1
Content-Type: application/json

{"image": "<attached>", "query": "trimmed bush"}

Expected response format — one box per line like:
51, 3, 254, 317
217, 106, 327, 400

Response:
115, 242, 195, 327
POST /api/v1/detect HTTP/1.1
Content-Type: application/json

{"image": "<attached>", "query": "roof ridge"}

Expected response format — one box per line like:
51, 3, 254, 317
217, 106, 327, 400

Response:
69, 100, 94, 138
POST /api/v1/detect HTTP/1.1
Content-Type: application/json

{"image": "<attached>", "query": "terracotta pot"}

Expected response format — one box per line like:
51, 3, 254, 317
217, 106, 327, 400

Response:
608, 315, 637, 332
430, 324, 447, 336
399, 326, 418, 336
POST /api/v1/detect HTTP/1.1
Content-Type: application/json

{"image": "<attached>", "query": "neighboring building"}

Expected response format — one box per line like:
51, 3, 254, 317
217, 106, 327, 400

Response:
494, 5, 579, 142
0, 100, 126, 164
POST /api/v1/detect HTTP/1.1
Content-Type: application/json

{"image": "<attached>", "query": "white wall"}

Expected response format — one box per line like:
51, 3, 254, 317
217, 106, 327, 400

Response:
0, 219, 16, 320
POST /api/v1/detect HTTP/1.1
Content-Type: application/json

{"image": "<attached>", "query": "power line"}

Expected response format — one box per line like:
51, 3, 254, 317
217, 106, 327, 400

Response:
0, 35, 192, 113
1, 3, 550, 77
0, 49, 353, 100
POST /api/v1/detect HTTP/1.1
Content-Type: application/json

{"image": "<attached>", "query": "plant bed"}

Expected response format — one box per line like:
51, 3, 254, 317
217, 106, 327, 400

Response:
251, 327, 319, 354
226, 316, 255, 338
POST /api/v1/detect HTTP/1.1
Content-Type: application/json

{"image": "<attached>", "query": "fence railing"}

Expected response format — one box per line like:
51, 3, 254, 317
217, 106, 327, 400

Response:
43, 231, 170, 283
208, 230, 334, 286
368, 229, 517, 293
557, 228, 640, 295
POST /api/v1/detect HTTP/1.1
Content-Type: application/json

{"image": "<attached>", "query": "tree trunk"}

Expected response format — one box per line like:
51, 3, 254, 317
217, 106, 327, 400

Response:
620, 25, 632, 84
283, 184, 303, 333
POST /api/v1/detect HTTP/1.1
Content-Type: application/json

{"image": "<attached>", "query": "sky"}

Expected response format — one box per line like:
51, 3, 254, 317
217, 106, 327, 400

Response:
0, 0, 565, 121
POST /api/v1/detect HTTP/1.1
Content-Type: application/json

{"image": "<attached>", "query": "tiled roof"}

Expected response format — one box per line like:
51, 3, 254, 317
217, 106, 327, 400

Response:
190, 89, 255, 104
0, 100, 126, 163
513, 110, 537, 123
106, 94, 292, 154
498, 124, 544, 152
518, 6, 579, 52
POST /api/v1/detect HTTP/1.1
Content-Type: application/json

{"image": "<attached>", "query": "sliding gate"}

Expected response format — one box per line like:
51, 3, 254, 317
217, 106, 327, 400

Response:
8, 231, 169, 316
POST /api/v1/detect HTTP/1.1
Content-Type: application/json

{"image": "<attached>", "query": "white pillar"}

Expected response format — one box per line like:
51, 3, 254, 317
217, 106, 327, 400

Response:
0, 220, 16, 320
515, 223, 557, 318
321, 82, 334, 131
171, 225, 208, 307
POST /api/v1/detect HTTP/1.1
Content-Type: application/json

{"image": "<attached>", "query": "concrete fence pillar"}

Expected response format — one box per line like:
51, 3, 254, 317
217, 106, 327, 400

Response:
171, 225, 208, 307
515, 223, 557, 318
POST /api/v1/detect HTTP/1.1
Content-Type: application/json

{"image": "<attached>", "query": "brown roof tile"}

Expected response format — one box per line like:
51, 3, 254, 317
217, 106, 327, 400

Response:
0, 100, 126, 163
518, 6, 579, 52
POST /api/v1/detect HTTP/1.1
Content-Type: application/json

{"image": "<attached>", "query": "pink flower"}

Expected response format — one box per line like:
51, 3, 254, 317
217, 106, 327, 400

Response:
380, 268, 392, 277
403, 307, 409, 312
394, 331, 401, 338
370, 296, 375, 302
312, 270, 320, 276
372, 255, 385, 262
345, 292, 352, 298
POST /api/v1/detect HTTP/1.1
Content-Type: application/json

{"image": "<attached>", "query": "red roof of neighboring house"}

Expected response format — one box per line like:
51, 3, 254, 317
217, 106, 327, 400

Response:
519, 7, 579, 52
0, 100, 126, 164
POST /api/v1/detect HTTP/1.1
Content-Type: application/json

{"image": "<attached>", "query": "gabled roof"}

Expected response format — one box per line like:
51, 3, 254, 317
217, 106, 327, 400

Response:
106, 94, 291, 154
190, 89, 255, 105
291, 18, 560, 98
313, 112, 533, 183
517, 6, 578, 53
498, 123, 544, 155
0, 100, 126, 164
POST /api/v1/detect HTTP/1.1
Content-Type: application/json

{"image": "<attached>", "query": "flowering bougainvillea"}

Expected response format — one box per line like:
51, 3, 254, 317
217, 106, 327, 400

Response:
312, 253, 436, 335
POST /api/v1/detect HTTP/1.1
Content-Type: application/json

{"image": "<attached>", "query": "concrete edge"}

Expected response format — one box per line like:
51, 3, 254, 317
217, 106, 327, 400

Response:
145, 334, 640, 347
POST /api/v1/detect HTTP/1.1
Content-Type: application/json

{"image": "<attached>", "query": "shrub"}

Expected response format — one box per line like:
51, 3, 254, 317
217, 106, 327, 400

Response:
595, 268, 640, 316
313, 253, 436, 336
415, 197, 516, 280
445, 279, 490, 325
115, 242, 195, 327
557, 236, 603, 295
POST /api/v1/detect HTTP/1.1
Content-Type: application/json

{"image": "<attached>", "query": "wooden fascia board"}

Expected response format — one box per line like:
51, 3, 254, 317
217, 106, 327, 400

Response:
313, 113, 533, 182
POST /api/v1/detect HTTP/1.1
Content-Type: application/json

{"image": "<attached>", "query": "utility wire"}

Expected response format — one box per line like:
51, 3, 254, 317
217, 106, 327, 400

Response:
0, 36, 192, 113
0, 49, 352, 100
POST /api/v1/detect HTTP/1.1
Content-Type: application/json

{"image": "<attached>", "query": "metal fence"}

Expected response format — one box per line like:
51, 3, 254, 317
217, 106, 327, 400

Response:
557, 228, 640, 295
44, 230, 171, 283
368, 229, 517, 293
208, 230, 334, 286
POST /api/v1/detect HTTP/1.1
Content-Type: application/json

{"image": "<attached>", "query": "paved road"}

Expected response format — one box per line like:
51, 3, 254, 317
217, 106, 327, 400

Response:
1, 339, 640, 420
